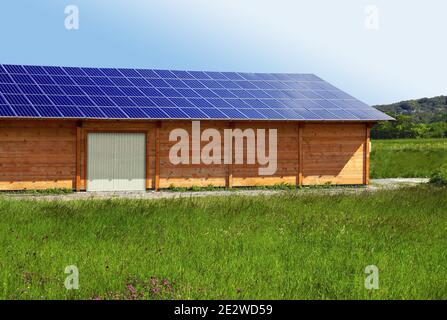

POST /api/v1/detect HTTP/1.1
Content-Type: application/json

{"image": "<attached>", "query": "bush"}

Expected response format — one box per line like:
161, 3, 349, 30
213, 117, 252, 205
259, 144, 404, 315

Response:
429, 165, 447, 186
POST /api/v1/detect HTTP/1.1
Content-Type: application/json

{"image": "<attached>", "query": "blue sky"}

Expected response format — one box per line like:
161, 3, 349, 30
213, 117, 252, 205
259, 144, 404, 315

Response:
0, 0, 445, 105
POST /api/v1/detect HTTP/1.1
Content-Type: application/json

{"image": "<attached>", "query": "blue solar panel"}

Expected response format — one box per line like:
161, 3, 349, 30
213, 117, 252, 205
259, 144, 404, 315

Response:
81, 67, 104, 77
257, 108, 284, 119
182, 107, 208, 119
0, 105, 15, 116
3, 65, 26, 74
100, 68, 122, 77
24, 65, 47, 75
27, 95, 53, 105
91, 77, 114, 86
234, 81, 257, 89
58, 106, 84, 118
131, 97, 154, 107
220, 108, 247, 119
99, 107, 127, 118
205, 98, 233, 109
91, 96, 115, 106
48, 95, 73, 106
11, 74, 34, 84
205, 71, 227, 80
44, 66, 66, 75
0, 74, 13, 83
121, 107, 148, 119
146, 78, 170, 87
63, 67, 86, 76
201, 108, 228, 119
274, 109, 304, 120
34, 105, 61, 117
150, 97, 175, 107
225, 99, 250, 109
212, 89, 237, 99
70, 95, 96, 106
120, 87, 145, 96
81, 86, 105, 96
118, 68, 140, 77
183, 79, 206, 89
169, 97, 195, 108
53, 75, 75, 85
79, 107, 106, 118
141, 107, 168, 118
31, 75, 55, 85
170, 70, 194, 79
60, 86, 84, 95
189, 71, 211, 80
110, 96, 135, 107
0, 64, 394, 121
161, 107, 188, 118
11, 105, 39, 117
240, 108, 265, 119
40, 85, 64, 95
216, 80, 241, 89
176, 88, 199, 98
18, 84, 43, 94
4, 94, 30, 105
0, 83, 14, 94
110, 77, 134, 87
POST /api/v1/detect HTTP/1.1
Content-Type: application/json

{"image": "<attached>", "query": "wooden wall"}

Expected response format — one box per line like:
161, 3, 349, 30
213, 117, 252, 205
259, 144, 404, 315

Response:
0, 120, 77, 190
302, 123, 366, 185
0, 119, 371, 190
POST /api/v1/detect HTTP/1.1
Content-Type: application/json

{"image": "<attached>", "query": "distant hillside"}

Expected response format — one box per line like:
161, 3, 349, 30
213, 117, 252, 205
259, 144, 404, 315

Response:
371, 96, 447, 139
374, 95, 447, 123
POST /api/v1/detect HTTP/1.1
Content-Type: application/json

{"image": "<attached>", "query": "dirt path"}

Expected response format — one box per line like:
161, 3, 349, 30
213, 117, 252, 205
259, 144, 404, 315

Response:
0, 178, 429, 202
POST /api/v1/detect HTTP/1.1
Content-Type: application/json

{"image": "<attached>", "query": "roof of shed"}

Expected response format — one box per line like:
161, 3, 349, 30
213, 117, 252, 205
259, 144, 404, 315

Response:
0, 64, 393, 122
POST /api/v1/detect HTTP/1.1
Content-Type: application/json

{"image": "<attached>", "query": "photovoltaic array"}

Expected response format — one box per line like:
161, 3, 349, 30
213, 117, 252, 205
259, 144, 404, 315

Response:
0, 64, 393, 121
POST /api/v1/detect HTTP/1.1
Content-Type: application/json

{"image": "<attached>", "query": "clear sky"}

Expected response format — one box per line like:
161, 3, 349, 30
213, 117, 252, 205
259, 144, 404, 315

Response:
0, 0, 445, 105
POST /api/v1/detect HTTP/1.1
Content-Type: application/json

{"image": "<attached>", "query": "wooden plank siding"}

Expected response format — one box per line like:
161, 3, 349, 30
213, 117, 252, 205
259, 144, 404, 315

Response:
0, 120, 77, 190
0, 119, 370, 190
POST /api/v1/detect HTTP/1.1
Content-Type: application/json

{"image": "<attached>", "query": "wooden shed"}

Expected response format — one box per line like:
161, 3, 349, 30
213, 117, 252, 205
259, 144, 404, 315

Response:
0, 64, 392, 191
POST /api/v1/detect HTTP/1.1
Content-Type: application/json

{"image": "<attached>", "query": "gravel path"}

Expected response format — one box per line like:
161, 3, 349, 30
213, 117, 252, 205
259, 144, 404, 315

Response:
0, 178, 429, 202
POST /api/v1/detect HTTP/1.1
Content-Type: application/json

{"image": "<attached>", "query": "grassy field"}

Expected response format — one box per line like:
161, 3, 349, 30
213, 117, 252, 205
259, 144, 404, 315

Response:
371, 138, 447, 178
0, 185, 446, 300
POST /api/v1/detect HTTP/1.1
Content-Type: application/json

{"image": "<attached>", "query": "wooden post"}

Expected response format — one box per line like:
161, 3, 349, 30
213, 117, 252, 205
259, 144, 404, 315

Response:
297, 124, 304, 187
75, 122, 82, 192
145, 130, 151, 190
226, 122, 234, 188
154, 121, 161, 191
364, 123, 371, 185
82, 128, 88, 191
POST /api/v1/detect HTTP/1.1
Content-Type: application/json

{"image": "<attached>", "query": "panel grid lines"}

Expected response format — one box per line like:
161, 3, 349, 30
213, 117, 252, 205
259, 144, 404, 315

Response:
0, 64, 393, 121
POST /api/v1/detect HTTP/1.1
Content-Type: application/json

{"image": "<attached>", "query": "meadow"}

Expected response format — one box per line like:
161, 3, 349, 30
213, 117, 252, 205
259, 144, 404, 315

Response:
371, 138, 447, 178
0, 185, 446, 300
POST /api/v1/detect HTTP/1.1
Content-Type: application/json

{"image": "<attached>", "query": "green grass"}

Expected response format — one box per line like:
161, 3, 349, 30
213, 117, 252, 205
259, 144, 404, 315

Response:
371, 138, 447, 178
0, 185, 446, 300
1, 188, 74, 195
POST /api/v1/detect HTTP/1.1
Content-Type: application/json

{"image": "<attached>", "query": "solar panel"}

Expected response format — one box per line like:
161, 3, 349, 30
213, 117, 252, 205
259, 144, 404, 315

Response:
58, 106, 84, 118
0, 64, 393, 121
11, 105, 39, 117
0, 105, 15, 116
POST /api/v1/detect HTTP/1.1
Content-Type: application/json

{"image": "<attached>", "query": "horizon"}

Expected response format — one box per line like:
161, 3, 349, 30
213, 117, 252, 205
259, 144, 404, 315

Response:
0, 1, 445, 106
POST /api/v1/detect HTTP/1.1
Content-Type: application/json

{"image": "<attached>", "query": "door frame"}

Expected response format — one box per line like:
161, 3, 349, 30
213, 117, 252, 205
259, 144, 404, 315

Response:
81, 128, 151, 191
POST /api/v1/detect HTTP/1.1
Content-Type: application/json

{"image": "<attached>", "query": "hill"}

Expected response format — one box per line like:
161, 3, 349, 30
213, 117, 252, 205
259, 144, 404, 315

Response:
371, 96, 447, 139
374, 95, 447, 123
